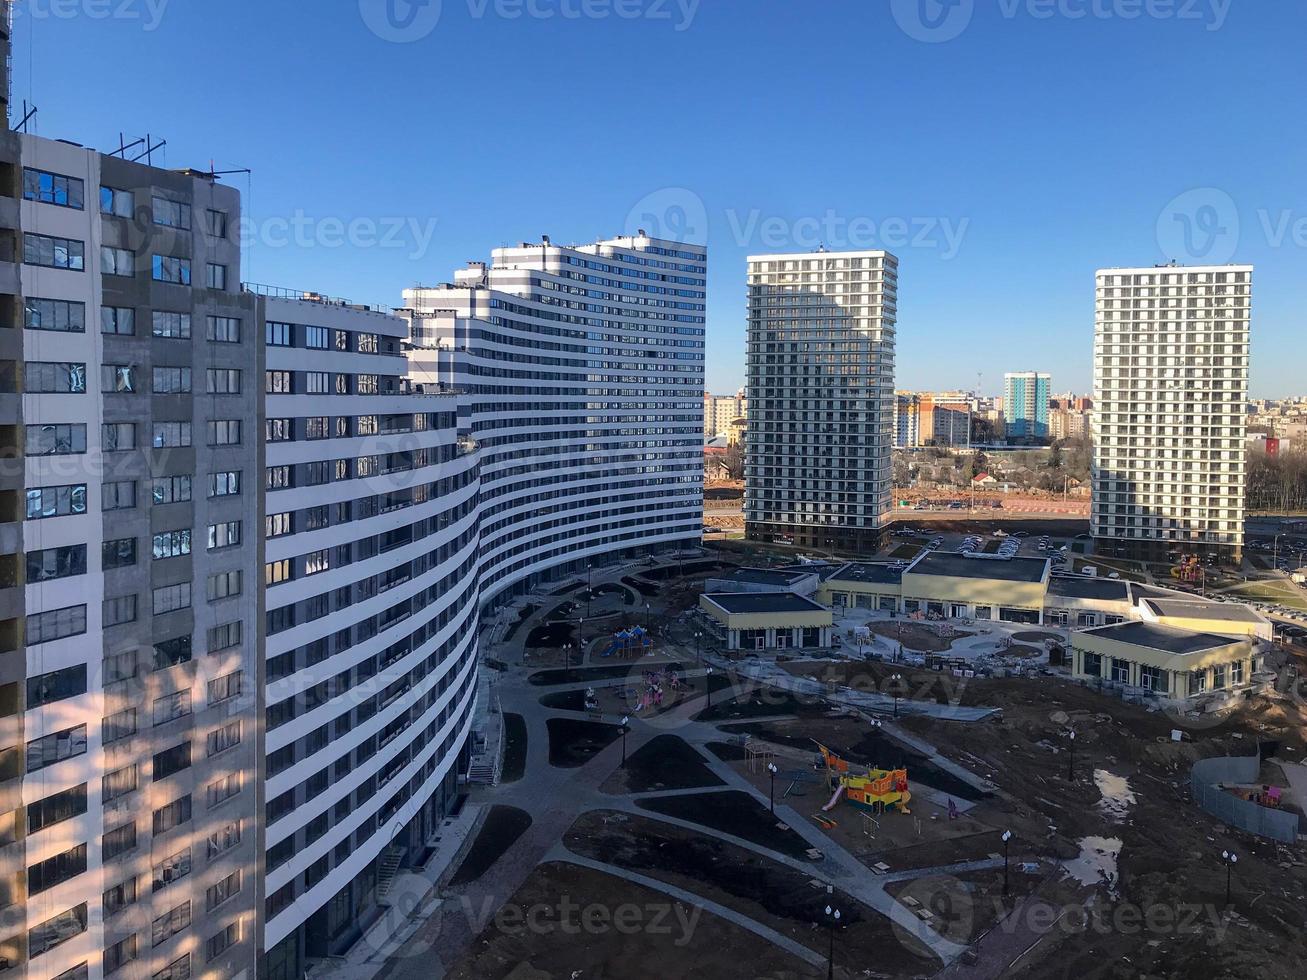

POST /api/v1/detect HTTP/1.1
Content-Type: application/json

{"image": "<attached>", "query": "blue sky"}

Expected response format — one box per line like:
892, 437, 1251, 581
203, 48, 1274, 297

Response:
11, 0, 1305, 397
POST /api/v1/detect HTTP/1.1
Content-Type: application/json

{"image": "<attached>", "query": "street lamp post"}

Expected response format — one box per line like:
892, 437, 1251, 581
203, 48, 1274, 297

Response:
1067, 728, 1076, 782
563, 643, 572, 670
695, 630, 702, 666
705, 667, 714, 708
645, 602, 651, 633
620, 715, 630, 767
1002, 830, 1013, 896
578, 618, 585, 666
823, 904, 841, 980
869, 718, 882, 767
1222, 849, 1237, 906
587, 563, 593, 618
891, 673, 903, 719
768, 761, 779, 813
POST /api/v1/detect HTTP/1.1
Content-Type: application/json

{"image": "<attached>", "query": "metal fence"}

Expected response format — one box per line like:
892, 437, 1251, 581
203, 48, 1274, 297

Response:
1190, 755, 1300, 843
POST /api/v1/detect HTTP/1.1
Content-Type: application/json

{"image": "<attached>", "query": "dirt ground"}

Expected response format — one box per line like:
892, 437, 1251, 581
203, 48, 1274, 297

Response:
600, 735, 725, 794
444, 861, 822, 980
565, 811, 942, 976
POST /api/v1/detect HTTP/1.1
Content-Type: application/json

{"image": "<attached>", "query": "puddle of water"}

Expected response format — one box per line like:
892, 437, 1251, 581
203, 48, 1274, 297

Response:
1063, 836, 1122, 897
1094, 769, 1137, 822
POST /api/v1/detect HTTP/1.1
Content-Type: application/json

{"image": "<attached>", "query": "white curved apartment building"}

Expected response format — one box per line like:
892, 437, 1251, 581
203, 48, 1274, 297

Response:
257, 298, 480, 977
402, 233, 706, 607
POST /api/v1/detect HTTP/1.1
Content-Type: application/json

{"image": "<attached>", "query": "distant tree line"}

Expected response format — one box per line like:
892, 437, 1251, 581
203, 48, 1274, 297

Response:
1248, 450, 1307, 513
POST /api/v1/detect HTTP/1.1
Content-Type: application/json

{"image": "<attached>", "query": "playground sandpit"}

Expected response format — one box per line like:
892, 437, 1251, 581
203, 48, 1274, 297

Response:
449, 805, 532, 886
601, 735, 725, 794
444, 861, 817, 980
546, 718, 623, 768
637, 790, 817, 860
501, 713, 527, 784
565, 811, 941, 974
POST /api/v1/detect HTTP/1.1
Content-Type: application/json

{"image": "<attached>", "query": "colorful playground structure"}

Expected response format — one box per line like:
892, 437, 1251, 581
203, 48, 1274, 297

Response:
815, 742, 911, 817
602, 626, 654, 658
1171, 555, 1203, 583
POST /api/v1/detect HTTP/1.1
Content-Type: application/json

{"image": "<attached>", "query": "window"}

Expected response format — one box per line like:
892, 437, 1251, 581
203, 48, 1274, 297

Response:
207, 870, 241, 910
265, 370, 293, 394
207, 368, 241, 394
102, 306, 135, 334
28, 843, 88, 895
103, 708, 138, 745
208, 721, 241, 757
152, 475, 192, 504
103, 876, 138, 917
305, 372, 330, 394
103, 595, 137, 627
28, 664, 88, 709
207, 315, 240, 342
101, 185, 134, 217
28, 784, 87, 834
102, 480, 136, 511
152, 847, 192, 891
102, 364, 137, 393
209, 471, 241, 497
27, 544, 87, 583
152, 367, 192, 394
206, 920, 239, 961
26, 233, 86, 270
153, 197, 192, 229
154, 955, 191, 980
151, 901, 191, 947
357, 374, 379, 394
103, 650, 138, 684
153, 422, 192, 448
206, 570, 242, 601
102, 538, 138, 569
207, 821, 241, 859
103, 764, 139, 802
101, 246, 134, 275
266, 418, 293, 442
103, 822, 137, 859
265, 513, 293, 539
265, 465, 292, 490
304, 325, 329, 348
26, 605, 88, 644
206, 263, 228, 290
152, 529, 192, 559
266, 321, 293, 346
152, 311, 192, 339
25, 361, 86, 393
27, 423, 87, 456
153, 691, 192, 726
206, 208, 228, 237
207, 419, 241, 445
1232, 659, 1245, 685
207, 621, 241, 652
23, 167, 85, 208
153, 635, 192, 671
265, 560, 292, 585
152, 583, 192, 615
152, 795, 191, 834
208, 671, 242, 704
25, 297, 86, 332
153, 742, 192, 782
102, 422, 136, 451
105, 934, 139, 974
25, 484, 87, 520
28, 903, 88, 958
26, 724, 88, 772
152, 255, 191, 285
207, 772, 241, 807
357, 333, 379, 353
208, 521, 241, 550
1213, 664, 1227, 689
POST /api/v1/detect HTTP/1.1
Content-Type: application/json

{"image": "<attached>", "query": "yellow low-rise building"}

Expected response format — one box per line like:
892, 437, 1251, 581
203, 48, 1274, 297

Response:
1137, 597, 1274, 642
700, 592, 833, 652
1070, 621, 1259, 701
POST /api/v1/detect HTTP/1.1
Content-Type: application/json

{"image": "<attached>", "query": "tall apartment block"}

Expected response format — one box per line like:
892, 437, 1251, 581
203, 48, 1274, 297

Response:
893, 391, 920, 449
703, 389, 747, 440
745, 250, 898, 552
1003, 372, 1051, 440
1, 136, 263, 977
257, 298, 479, 976
1092, 264, 1251, 562
403, 233, 706, 606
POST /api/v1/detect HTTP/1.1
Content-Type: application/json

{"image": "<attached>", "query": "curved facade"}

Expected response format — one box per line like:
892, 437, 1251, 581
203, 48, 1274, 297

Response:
403, 233, 706, 607
258, 298, 480, 972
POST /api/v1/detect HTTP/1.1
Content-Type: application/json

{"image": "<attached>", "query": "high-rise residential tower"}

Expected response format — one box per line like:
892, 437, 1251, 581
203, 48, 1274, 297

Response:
745, 249, 898, 552
1092, 264, 1251, 562
1003, 372, 1051, 440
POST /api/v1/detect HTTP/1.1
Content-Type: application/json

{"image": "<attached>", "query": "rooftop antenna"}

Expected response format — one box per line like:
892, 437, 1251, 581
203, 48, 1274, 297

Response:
16, 100, 36, 132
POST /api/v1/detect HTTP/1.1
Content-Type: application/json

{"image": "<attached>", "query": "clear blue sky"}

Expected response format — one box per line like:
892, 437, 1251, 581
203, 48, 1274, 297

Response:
11, 0, 1305, 397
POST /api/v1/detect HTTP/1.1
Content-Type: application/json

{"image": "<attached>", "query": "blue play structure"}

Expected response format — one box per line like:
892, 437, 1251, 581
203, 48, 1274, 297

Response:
602, 626, 653, 657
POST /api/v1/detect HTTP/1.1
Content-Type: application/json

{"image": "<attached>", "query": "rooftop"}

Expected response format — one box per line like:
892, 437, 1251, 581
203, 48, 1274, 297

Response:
720, 567, 812, 587
1047, 576, 1132, 602
906, 552, 1050, 585
827, 562, 905, 586
1080, 621, 1238, 656
703, 592, 829, 615
1142, 599, 1267, 624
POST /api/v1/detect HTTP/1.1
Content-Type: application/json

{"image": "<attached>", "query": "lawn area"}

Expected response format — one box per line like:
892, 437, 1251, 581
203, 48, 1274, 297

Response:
1080, 557, 1149, 582
1223, 581, 1307, 612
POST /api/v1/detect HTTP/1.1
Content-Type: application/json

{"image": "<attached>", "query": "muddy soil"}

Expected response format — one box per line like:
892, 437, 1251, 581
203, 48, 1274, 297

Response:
450, 806, 532, 886
638, 790, 818, 860
601, 735, 725, 794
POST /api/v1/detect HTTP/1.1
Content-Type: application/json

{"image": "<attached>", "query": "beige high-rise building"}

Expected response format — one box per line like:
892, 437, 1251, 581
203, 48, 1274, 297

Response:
704, 389, 747, 440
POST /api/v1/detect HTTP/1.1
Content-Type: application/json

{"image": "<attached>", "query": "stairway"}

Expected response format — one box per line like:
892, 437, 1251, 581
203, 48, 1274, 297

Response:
375, 845, 406, 904
466, 762, 495, 785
